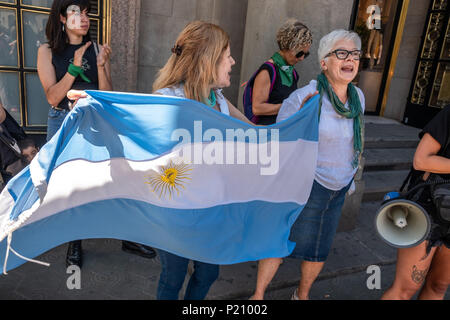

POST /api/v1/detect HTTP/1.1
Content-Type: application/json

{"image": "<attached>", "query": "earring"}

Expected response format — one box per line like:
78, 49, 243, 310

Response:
62, 24, 65, 32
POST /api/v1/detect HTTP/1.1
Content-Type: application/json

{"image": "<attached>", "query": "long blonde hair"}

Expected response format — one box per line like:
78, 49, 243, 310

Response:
153, 21, 230, 102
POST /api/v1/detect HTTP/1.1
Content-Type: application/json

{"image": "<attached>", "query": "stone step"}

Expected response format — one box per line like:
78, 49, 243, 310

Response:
364, 148, 415, 171
362, 169, 410, 202
365, 123, 420, 149
365, 138, 419, 149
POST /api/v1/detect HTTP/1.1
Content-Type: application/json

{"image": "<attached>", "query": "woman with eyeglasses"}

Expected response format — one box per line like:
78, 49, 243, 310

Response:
251, 30, 365, 300
249, 19, 312, 125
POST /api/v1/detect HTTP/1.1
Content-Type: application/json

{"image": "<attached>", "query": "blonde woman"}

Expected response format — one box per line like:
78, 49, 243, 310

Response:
153, 21, 253, 300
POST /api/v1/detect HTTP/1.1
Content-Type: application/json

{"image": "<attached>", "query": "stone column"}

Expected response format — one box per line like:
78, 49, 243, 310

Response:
110, 0, 141, 92
383, 0, 429, 121
137, 0, 248, 104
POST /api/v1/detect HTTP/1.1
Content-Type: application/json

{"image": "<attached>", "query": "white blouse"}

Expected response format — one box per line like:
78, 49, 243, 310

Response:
277, 80, 365, 191
155, 84, 230, 116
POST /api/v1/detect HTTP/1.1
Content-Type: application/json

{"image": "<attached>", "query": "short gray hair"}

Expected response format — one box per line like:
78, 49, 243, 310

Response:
276, 19, 312, 52
317, 29, 361, 64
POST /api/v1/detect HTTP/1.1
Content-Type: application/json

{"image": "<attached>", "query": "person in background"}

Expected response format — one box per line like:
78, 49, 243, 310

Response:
382, 105, 450, 300
152, 20, 254, 300
18, 138, 39, 165
37, 0, 155, 269
0, 99, 27, 186
251, 29, 365, 300
0, 102, 5, 190
250, 19, 312, 125
0, 101, 7, 188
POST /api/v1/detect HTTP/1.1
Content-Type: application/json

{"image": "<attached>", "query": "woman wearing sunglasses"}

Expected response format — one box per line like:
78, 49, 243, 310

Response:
251, 30, 365, 300
250, 19, 312, 125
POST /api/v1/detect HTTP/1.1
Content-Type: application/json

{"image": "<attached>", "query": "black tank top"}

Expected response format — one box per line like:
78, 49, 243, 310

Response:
51, 42, 99, 110
256, 63, 299, 125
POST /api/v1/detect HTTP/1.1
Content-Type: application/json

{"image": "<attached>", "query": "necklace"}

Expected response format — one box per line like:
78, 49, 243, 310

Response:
205, 90, 217, 108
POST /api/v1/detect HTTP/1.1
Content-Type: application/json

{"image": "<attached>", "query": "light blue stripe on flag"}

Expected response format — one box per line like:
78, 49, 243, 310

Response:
0, 91, 320, 272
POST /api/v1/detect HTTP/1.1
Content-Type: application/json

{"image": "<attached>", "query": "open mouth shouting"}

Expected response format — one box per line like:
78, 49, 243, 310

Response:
341, 64, 355, 74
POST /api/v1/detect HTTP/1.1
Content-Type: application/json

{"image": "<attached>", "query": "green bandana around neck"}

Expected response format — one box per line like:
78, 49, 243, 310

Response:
204, 89, 217, 108
316, 73, 364, 169
271, 52, 294, 87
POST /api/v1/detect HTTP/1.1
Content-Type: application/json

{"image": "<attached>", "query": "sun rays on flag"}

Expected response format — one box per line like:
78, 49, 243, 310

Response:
146, 160, 193, 200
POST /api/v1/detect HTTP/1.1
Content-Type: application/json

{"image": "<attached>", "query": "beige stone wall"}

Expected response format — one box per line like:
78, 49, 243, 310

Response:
108, 0, 429, 121
383, 0, 430, 121
136, 0, 248, 105
238, 0, 355, 110
110, 0, 357, 104
110, 0, 141, 92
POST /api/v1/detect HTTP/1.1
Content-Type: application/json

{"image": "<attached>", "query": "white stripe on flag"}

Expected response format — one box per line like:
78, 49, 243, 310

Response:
22, 140, 317, 228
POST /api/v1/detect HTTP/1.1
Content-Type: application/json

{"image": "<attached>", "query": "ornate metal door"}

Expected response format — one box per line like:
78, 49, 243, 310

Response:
404, 0, 450, 128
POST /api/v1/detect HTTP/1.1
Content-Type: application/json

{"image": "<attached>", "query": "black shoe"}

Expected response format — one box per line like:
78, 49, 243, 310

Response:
66, 240, 83, 268
122, 241, 157, 259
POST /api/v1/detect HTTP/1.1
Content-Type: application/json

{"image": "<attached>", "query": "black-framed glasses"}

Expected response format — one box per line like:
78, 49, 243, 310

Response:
327, 49, 363, 60
296, 50, 310, 59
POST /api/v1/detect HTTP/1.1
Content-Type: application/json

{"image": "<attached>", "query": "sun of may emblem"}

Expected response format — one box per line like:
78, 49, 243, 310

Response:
146, 160, 193, 199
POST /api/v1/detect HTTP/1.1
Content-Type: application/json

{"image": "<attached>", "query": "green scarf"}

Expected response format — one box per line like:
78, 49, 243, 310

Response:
68, 63, 91, 83
271, 52, 294, 87
204, 90, 217, 108
317, 73, 364, 169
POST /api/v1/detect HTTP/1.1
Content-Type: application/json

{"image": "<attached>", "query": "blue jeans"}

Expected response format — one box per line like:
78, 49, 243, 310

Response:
289, 180, 352, 262
46, 108, 82, 253
47, 108, 69, 141
157, 249, 219, 300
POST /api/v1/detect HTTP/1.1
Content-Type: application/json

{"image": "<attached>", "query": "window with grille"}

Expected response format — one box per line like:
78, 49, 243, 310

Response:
404, 0, 449, 128
0, 0, 109, 135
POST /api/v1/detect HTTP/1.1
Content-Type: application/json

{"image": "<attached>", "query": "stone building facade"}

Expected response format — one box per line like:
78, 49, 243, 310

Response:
105, 0, 448, 128
1, 0, 446, 134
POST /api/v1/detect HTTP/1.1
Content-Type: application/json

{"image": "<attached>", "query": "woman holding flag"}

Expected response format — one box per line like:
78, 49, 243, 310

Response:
151, 20, 258, 300
67, 19, 315, 300
36, 0, 146, 269
251, 29, 365, 300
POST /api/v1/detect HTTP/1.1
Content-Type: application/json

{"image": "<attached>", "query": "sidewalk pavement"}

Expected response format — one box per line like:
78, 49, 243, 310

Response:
0, 199, 447, 300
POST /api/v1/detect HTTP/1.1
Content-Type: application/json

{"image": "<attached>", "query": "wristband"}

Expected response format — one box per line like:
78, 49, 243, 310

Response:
68, 63, 92, 83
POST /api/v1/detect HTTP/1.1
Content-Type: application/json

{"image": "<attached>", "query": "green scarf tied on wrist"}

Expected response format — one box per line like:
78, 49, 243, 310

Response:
271, 52, 294, 87
68, 63, 92, 83
317, 73, 364, 169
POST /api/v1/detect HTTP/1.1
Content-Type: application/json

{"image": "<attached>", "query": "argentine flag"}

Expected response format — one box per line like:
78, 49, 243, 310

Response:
0, 91, 319, 273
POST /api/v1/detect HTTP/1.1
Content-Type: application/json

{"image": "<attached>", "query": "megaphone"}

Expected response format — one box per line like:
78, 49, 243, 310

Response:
375, 196, 431, 248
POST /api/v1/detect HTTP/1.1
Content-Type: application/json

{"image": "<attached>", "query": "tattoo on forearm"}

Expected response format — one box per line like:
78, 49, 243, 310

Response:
411, 265, 428, 285
420, 253, 429, 261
